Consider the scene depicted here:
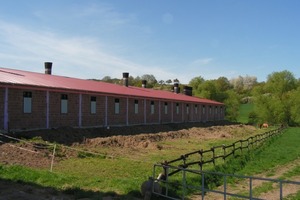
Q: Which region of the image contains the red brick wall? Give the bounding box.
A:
[172,102,183,123]
[7,89,46,130]
[128,98,145,125]
[106,96,127,126]
[145,99,159,124]
[0,88,4,129]
[160,101,172,123]
[81,94,105,127]
[49,92,78,128]
[1,86,224,130]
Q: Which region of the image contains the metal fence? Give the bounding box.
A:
[152,164,300,200]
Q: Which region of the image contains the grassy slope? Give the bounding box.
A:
[239,127,300,175]
[1,127,299,199]
[238,103,254,123]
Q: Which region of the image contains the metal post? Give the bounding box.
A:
[250,177,252,199]
[280,181,283,200]
[224,175,227,200]
[182,168,186,200]
[202,172,205,200]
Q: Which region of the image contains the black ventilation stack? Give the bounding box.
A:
[123,72,129,87]
[142,80,147,88]
[44,62,52,75]
[183,86,193,96]
[174,82,180,94]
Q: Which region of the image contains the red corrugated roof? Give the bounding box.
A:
[0,67,223,105]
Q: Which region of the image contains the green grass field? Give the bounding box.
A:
[238,103,254,123]
[0,126,299,199]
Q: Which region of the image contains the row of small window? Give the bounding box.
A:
[22,92,223,115]
[23,93,96,114]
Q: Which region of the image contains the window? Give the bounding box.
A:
[220,106,223,114]
[91,96,96,114]
[23,91,32,113]
[61,94,68,114]
[164,102,168,114]
[151,101,155,114]
[134,100,139,114]
[115,98,120,114]
[195,105,198,114]
[176,103,179,114]
[215,106,218,114]
[202,105,206,114]
[186,104,189,114]
[209,106,212,114]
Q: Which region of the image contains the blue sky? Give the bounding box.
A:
[0,0,299,83]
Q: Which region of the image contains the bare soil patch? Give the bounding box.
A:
[0,122,256,199]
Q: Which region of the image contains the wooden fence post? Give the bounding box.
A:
[50,144,56,172]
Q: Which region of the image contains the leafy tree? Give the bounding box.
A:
[189,76,204,95]
[290,87,300,125]
[141,74,157,88]
[265,70,297,99]
[253,70,297,125]
[101,76,113,83]
[224,90,240,121]
[158,80,164,85]
[166,79,172,85]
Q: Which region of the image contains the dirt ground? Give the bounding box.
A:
[0,122,263,199]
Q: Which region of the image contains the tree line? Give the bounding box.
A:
[98,70,300,126]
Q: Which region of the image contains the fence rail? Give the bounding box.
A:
[162,126,285,174]
[153,126,288,199]
[153,164,300,200]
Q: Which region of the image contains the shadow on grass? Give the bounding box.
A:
[10,121,238,146]
[0,178,143,200]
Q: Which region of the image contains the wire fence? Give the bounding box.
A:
[0,132,118,172]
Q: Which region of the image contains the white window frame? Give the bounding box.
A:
[164,102,168,114]
[115,98,120,114]
[61,94,68,114]
[23,92,32,113]
[91,96,96,114]
[134,100,139,114]
[151,101,155,114]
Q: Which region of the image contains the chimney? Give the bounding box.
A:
[142,80,147,88]
[174,82,179,94]
[122,72,129,87]
[183,86,193,96]
[44,62,52,75]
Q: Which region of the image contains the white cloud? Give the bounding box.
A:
[191,58,214,65]
[0,20,175,80]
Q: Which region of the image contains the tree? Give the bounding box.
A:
[253,70,297,125]
[166,79,172,85]
[265,70,297,99]
[101,76,113,83]
[141,74,157,88]
[224,90,240,121]
[290,87,300,125]
[189,76,205,96]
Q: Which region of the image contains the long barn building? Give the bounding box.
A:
[0,63,224,131]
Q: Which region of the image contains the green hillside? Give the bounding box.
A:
[238,103,254,123]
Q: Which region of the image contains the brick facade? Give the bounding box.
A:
[0,87,225,131]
